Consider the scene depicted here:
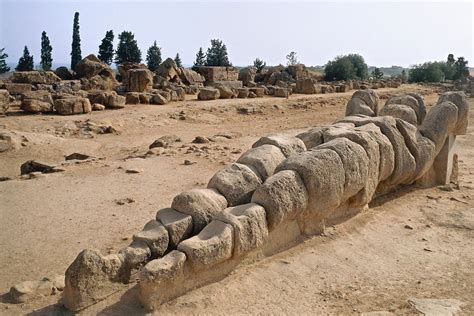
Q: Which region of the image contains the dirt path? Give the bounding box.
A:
[1,85,472,315]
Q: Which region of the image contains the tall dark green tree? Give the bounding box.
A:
[371,67,384,79]
[98,30,114,65]
[0,48,10,73]
[453,57,469,80]
[114,31,142,65]
[145,41,162,71]
[40,31,53,70]
[174,53,182,67]
[193,47,206,70]
[205,39,231,66]
[16,46,34,71]
[70,12,82,70]
[253,58,266,73]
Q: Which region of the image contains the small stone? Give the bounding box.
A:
[126,169,142,174]
[65,153,93,161]
[184,160,195,166]
[192,136,209,144]
[404,224,414,230]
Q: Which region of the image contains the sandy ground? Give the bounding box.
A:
[0,84,472,315]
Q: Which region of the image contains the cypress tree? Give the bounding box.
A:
[70,12,82,70]
[16,46,34,71]
[193,47,205,70]
[98,30,114,65]
[0,48,10,74]
[40,31,53,70]
[114,31,142,65]
[174,53,182,67]
[206,39,231,67]
[145,41,162,71]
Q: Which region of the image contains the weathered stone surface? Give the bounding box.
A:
[54,97,92,115]
[338,116,416,186]
[380,103,417,125]
[252,134,306,157]
[276,148,345,214]
[419,101,458,152]
[171,188,227,234]
[120,240,151,269]
[126,69,153,92]
[155,58,181,81]
[149,135,181,149]
[386,94,424,124]
[237,144,286,180]
[133,220,169,258]
[63,250,128,311]
[296,127,327,149]
[249,87,265,97]
[198,87,220,100]
[20,160,55,175]
[251,170,308,231]
[12,71,45,84]
[437,91,468,135]
[42,71,62,84]
[274,87,290,97]
[179,68,205,85]
[315,138,369,201]
[4,83,32,95]
[195,66,239,82]
[125,92,141,104]
[108,94,126,109]
[345,90,379,117]
[150,93,168,105]
[21,99,53,113]
[236,88,249,98]
[208,163,262,207]
[323,125,380,205]
[10,279,54,303]
[156,208,193,249]
[139,93,152,104]
[22,90,54,104]
[177,220,234,268]
[211,83,236,99]
[295,78,320,94]
[55,66,74,80]
[355,123,394,182]
[74,54,109,79]
[407,92,426,123]
[238,67,257,85]
[395,119,436,182]
[215,203,268,256]
[139,251,186,308]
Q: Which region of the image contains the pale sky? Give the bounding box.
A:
[0,0,473,68]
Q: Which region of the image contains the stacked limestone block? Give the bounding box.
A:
[63,90,468,311]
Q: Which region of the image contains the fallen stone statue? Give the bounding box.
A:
[61,90,468,311]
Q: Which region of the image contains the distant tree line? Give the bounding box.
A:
[408,54,469,83]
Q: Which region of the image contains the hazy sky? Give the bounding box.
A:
[1,0,473,67]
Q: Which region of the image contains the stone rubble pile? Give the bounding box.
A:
[0,59,403,114]
[62,90,468,311]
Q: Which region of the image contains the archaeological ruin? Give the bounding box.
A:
[48,87,468,311]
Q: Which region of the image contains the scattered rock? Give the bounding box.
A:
[20,160,56,175]
[65,153,93,161]
[404,224,414,230]
[408,298,463,315]
[184,160,195,166]
[92,103,106,111]
[115,197,135,205]
[149,135,181,149]
[9,279,54,303]
[192,136,209,144]
[125,169,142,174]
